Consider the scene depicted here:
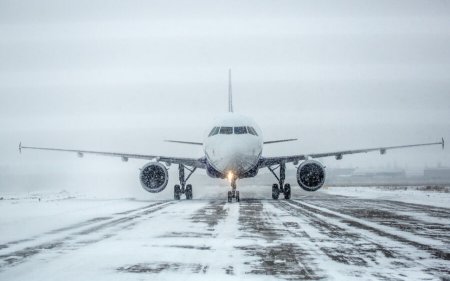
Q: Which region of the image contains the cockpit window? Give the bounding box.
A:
[219,127,233,134]
[234,126,247,134]
[247,126,258,136]
[208,127,220,137]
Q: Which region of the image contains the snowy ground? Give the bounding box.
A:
[0,186,449,281]
[323,186,450,208]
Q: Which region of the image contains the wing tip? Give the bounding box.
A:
[442,137,445,150]
[19,142,22,154]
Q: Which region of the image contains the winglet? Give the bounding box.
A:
[228,69,233,113]
[19,142,22,154]
[442,137,445,150]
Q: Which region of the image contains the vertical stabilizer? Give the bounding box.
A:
[228,69,233,112]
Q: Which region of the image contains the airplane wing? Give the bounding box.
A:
[164,140,203,145]
[19,143,206,169]
[263,138,297,145]
[259,138,445,167]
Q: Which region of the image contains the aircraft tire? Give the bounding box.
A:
[186,184,193,200]
[284,183,291,200]
[174,185,181,200]
[227,191,232,203]
[272,184,280,200]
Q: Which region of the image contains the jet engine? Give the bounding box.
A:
[139,162,169,193]
[296,160,326,191]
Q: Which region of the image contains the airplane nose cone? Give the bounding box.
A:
[213,140,260,174]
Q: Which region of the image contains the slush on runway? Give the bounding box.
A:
[1,189,449,281]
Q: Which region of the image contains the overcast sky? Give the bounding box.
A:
[1,0,449,194]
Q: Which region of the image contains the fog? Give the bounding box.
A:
[1,0,449,196]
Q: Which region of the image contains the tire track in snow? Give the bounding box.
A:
[303,197,450,246]
[117,200,224,275]
[275,199,449,279]
[236,199,324,280]
[290,200,450,261]
[0,201,166,251]
[0,201,174,270]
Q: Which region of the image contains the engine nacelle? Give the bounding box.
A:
[139,162,169,193]
[297,160,326,191]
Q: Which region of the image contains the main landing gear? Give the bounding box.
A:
[174,164,196,200]
[268,162,291,200]
[227,177,240,203]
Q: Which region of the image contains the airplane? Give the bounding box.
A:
[19,70,445,202]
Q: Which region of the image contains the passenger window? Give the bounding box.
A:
[208,127,219,137]
[219,127,233,134]
[247,127,258,136]
[234,126,247,134]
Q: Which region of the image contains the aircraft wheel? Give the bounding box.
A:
[174,185,181,200]
[236,191,240,202]
[272,184,280,200]
[284,183,291,200]
[185,184,193,200]
[227,191,232,203]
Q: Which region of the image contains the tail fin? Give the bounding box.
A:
[228,69,233,112]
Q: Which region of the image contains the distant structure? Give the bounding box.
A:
[424,167,450,181]
[326,166,450,186]
[352,169,406,180]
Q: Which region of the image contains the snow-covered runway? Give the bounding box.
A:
[0,191,449,281]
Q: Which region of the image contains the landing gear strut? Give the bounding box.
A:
[174,164,196,200]
[227,176,240,203]
[268,162,291,200]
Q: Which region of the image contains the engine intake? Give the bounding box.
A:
[297,160,326,191]
[139,162,169,193]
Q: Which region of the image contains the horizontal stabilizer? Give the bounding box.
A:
[165,140,203,146]
[264,138,298,145]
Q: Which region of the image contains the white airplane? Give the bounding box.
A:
[19,70,444,202]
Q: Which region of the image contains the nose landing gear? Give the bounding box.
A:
[227,177,240,203]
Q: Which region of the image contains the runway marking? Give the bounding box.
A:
[117,262,208,274]
[193,200,243,275]
[0,201,174,270]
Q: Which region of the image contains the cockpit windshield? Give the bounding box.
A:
[208,126,258,136]
[208,127,220,137]
[234,126,247,134]
[219,127,233,134]
[247,126,258,136]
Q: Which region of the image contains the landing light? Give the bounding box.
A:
[227,171,234,182]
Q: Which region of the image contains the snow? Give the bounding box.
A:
[0,190,150,244]
[0,187,449,280]
[321,186,450,208]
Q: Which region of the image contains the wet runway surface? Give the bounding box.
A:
[0,193,449,281]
